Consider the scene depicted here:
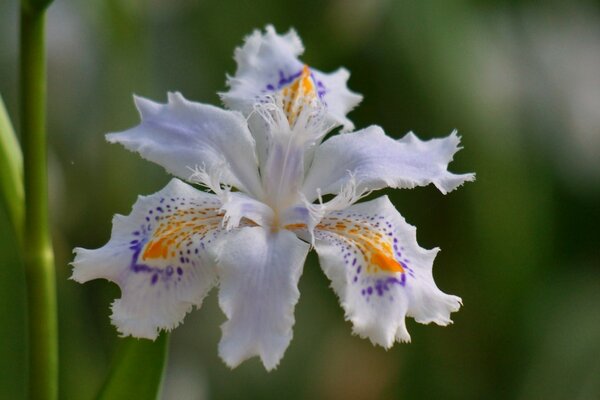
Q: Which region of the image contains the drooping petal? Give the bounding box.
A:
[215,226,310,370]
[106,92,263,198]
[309,196,461,347]
[220,25,362,132]
[302,127,475,202]
[72,179,224,339]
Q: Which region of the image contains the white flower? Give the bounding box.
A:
[72,25,475,370]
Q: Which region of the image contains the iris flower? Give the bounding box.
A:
[72,26,474,370]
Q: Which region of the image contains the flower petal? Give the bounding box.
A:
[312,67,362,132]
[312,196,461,347]
[220,25,362,132]
[219,191,274,230]
[215,226,310,370]
[106,92,263,198]
[302,127,475,201]
[71,179,224,339]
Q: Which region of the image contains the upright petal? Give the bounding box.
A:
[106,93,263,198]
[302,127,475,202]
[215,226,310,370]
[72,179,224,339]
[220,25,362,132]
[312,67,362,132]
[311,196,461,347]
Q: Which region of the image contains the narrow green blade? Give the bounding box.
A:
[0,94,24,243]
[98,333,169,400]
[0,197,27,399]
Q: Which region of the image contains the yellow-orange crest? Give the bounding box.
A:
[142,209,221,261]
[286,219,405,275]
[279,65,317,126]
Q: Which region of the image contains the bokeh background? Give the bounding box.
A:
[1,0,599,399]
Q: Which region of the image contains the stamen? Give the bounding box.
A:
[188,163,228,196]
[321,173,372,212]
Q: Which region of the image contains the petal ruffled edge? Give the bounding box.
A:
[72,179,224,339]
[220,25,362,132]
[107,93,263,198]
[302,126,475,202]
[313,196,462,347]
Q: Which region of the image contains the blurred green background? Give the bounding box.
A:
[1,0,599,399]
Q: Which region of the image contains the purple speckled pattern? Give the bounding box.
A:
[126,195,223,288]
[315,209,415,304]
[263,67,328,100]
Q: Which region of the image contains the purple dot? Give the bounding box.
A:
[151,274,158,285]
[177,267,183,275]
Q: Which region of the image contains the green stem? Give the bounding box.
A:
[20,6,58,400]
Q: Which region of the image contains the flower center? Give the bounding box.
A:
[256,66,328,222]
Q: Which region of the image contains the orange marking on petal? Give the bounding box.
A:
[370,250,404,273]
[284,223,307,230]
[280,65,317,126]
[141,209,223,261]
[320,219,404,274]
[143,237,169,260]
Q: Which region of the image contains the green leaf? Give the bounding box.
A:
[0,198,27,399]
[98,333,170,400]
[0,94,24,244]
